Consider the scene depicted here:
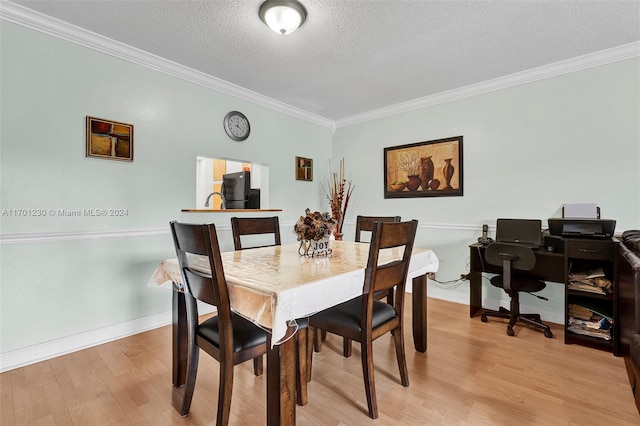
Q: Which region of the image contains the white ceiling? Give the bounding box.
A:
[5,0,640,126]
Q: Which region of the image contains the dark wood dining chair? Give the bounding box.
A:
[229,216,312,406]
[316,215,402,357]
[309,219,418,419]
[169,221,267,425]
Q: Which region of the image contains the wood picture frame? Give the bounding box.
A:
[296,156,313,181]
[86,116,134,162]
[384,135,463,198]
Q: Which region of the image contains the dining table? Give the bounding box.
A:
[149,240,439,425]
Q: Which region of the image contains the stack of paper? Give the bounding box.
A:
[568,267,612,294]
[567,303,612,340]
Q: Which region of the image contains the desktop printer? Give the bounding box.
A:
[547,218,616,239]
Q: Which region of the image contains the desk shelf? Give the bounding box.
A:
[567,289,614,301]
[564,238,619,356]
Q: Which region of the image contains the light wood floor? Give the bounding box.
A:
[2,297,638,425]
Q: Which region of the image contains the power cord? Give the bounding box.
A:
[429,276,467,289]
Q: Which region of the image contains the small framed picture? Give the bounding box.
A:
[296,157,313,181]
[86,116,134,162]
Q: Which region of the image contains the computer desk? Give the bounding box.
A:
[468,234,620,355]
[468,240,565,318]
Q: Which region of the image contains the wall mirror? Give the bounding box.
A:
[196,156,269,209]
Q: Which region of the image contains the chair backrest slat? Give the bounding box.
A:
[355,215,401,242]
[231,216,281,250]
[364,220,418,295]
[170,221,229,309]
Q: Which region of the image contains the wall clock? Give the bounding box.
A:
[223,111,250,141]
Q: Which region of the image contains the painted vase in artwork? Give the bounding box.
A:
[406,175,422,191]
[419,156,434,190]
[443,158,455,190]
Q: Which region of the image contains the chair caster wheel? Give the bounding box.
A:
[481,314,487,323]
[544,330,553,338]
[506,327,515,336]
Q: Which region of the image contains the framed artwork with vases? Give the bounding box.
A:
[384,136,463,198]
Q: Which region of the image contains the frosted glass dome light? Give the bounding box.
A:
[259,0,307,35]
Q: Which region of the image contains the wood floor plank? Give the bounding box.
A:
[1,297,638,425]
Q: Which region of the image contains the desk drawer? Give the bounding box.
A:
[566,240,615,260]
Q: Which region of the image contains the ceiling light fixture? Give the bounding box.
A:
[259,0,307,35]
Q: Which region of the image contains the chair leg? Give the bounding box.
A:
[174,345,199,416]
[313,328,324,352]
[360,340,378,419]
[392,325,409,387]
[296,328,308,406]
[253,355,263,376]
[217,358,234,426]
[343,338,352,358]
[518,314,554,337]
[506,293,520,335]
[306,327,314,383]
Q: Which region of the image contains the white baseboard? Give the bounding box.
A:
[0,303,215,373]
[0,311,170,372]
[0,292,561,372]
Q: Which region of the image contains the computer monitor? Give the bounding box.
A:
[495,218,542,248]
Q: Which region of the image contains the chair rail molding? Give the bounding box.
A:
[0,227,172,244]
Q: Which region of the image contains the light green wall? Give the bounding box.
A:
[2,19,639,361]
[333,57,640,315]
[0,22,331,355]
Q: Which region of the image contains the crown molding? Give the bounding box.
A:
[334,41,640,128]
[2,2,637,132]
[0,2,334,129]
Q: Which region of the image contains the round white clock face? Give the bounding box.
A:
[223,111,250,141]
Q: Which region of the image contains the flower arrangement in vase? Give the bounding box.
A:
[293,209,335,256]
[322,158,354,240]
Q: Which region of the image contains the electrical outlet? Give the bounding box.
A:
[460,273,469,281]
[427,272,435,280]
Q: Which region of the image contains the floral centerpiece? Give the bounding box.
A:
[322,158,354,240]
[293,209,335,256]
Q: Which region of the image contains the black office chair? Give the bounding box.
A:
[481,242,553,338]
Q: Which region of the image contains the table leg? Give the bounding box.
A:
[266,335,296,426]
[172,288,188,387]
[469,270,482,318]
[412,274,427,353]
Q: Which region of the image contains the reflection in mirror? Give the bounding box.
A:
[196,156,269,209]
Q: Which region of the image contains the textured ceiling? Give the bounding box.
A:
[7,0,640,122]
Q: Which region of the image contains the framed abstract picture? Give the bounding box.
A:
[86,116,134,162]
[296,156,313,181]
[384,135,463,198]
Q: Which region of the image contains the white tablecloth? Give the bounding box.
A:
[149,242,439,345]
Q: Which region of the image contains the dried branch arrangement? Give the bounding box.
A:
[323,158,355,235]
